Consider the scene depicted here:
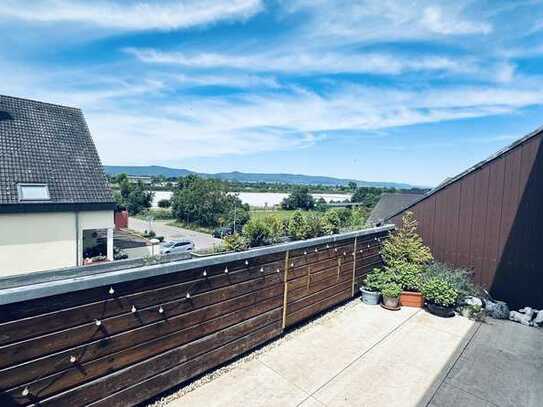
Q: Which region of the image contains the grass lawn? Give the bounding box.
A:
[249,209,309,221]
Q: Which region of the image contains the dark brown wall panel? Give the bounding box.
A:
[389,131,543,308]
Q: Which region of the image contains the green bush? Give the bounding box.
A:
[393,263,424,292]
[242,218,272,247]
[223,233,248,252]
[322,210,341,235]
[304,213,324,239]
[421,276,459,307]
[362,268,394,292]
[144,208,174,220]
[424,262,480,300]
[381,283,402,298]
[157,199,171,208]
[287,210,307,240]
[381,211,433,268]
[263,215,285,243]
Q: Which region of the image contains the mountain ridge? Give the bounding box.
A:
[104,165,416,189]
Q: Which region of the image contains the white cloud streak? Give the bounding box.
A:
[0,0,263,30]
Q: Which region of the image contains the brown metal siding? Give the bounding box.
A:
[389,132,543,308]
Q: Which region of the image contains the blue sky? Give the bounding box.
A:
[2,1,543,186]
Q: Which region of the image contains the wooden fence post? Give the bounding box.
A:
[282,250,290,330]
[351,237,358,297]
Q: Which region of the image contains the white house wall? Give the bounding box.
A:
[0,210,113,277]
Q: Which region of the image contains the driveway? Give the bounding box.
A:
[151,301,542,407]
[128,217,222,251]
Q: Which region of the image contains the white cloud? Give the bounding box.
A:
[421,6,491,35]
[125,47,478,76]
[0,0,262,30]
[285,0,492,42]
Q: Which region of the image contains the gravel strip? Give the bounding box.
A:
[145,297,362,407]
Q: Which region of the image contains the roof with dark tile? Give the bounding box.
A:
[366,193,424,226]
[0,95,114,210]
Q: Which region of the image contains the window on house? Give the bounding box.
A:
[17,184,50,201]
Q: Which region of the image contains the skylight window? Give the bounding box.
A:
[17,184,50,201]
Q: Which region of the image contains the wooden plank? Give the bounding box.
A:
[6,306,283,404]
[285,288,352,327]
[0,252,286,323]
[0,284,284,385]
[287,279,353,315]
[0,270,283,369]
[0,261,284,346]
[27,315,282,407]
[85,321,282,407]
[282,250,289,330]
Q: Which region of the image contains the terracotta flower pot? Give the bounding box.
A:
[399,291,425,308]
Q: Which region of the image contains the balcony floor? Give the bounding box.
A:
[152,300,542,407]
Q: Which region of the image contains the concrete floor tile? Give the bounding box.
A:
[257,303,418,394]
[446,334,543,407]
[410,310,477,338]
[312,357,439,407]
[170,358,311,407]
[428,383,495,407]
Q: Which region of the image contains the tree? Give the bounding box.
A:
[381,211,433,268]
[113,174,153,215]
[170,176,248,228]
[281,186,315,210]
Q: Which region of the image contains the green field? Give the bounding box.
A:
[249,209,311,221]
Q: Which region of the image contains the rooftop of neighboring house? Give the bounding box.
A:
[366,192,425,226]
[0,94,115,213]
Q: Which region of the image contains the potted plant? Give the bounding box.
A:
[394,263,425,308]
[360,268,389,305]
[381,283,402,310]
[421,276,458,318]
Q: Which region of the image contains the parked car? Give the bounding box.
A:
[160,239,194,254]
[212,226,233,238]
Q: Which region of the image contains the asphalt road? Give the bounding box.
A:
[128,217,222,251]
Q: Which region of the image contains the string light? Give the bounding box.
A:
[260,267,264,272]
[304,251,307,255]
[186,292,191,299]
[70,355,77,363]
[158,306,164,314]
[203,270,207,277]
[131,305,137,313]
[108,287,115,295]
[314,248,318,253]
[224,267,229,274]
[95,320,101,327]
[245,260,249,266]
[22,388,29,397]
[276,268,280,273]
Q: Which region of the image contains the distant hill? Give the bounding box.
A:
[104,165,415,189]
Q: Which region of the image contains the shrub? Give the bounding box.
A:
[322,210,341,235]
[350,207,367,228]
[287,210,307,240]
[242,218,272,247]
[157,199,171,208]
[424,262,480,300]
[223,233,248,252]
[145,208,173,220]
[263,215,285,243]
[304,213,324,239]
[421,276,459,307]
[381,283,402,298]
[362,268,394,292]
[393,263,424,292]
[381,211,433,268]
